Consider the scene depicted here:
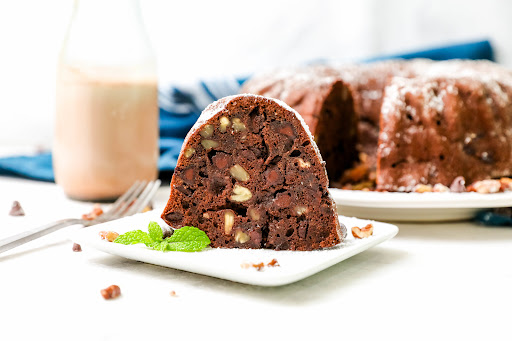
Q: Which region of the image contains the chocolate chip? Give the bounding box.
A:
[209,176,227,195]
[298,221,308,239]
[9,201,25,216]
[240,149,257,161]
[72,243,82,252]
[274,192,292,208]
[278,124,295,138]
[175,185,192,196]
[165,211,183,222]
[450,176,466,192]
[212,153,231,169]
[265,167,283,186]
[181,167,196,185]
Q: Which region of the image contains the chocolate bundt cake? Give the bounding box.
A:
[378,72,512,191]
[161,94,345,251]
[242,59,512,191]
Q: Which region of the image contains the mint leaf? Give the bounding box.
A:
[151,241,169,252]
[168,226,210,245]
[166,241,209,252]
[114,230,152,246]
[114,225,210,252]
[148,221,163,242]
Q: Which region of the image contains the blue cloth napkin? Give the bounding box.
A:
[0,39,495,183]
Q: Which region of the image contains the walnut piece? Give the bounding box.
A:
[433,183,450,192]
[201,139,219,150]
[232,118,246,132]
[241,259,280,270]
[82,204,103,220]
[219,116,230,133]
[499,177,512,191]
[230,185,252,202]
[199,124,214,138]
[224,210,235,234]
[351,224,374,239]
[469,179,501,194]
[248,208,260,221]
[297,158,311,168]
[184,147,195,158]
[230,164,250,182]
[413,184,432,193]
[99,231,119,242]
[295,205,308,215]
[267,259,279,267]
[235,230,250,243]
[101,285,121,300]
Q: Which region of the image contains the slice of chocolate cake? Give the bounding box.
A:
[161,94,345,251]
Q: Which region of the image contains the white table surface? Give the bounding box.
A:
[1,176,511,341]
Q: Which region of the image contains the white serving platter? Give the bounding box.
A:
[330,188,512,222]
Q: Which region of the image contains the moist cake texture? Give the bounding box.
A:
[161,94,345,250]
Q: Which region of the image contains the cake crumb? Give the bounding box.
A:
[72,243,82,252]
[241,259,280,271]
[169,290,178,297]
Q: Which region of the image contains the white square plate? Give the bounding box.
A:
[71,210,398,287]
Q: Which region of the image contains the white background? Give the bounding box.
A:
[1,0,512,149]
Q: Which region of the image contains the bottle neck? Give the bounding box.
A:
[61,0,156,73]
[72,0,144,31]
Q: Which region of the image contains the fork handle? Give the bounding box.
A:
[0,218,81,255]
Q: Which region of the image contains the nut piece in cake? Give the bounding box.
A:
[230,185,252,202]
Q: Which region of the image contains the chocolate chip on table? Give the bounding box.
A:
[9,201,25,216]
[72,243,82,252]
[100,285,121,300]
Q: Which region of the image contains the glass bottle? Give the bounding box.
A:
[54,0,158,201]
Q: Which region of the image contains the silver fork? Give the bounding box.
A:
[0,180,161,255]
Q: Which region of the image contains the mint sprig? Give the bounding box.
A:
[114,222,210,252]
